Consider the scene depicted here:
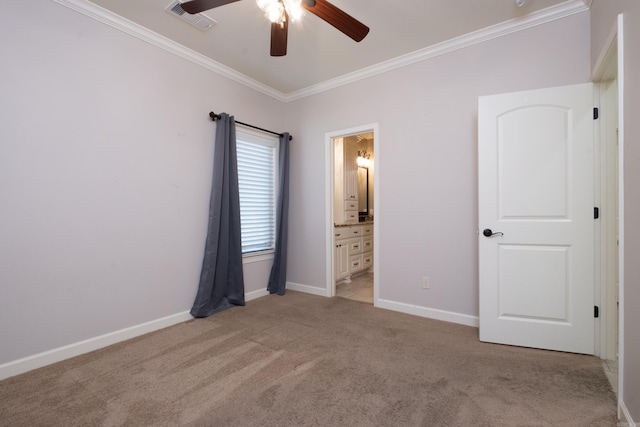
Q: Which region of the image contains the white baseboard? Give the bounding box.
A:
[620,400,637,427]
[245,288,270,301]
[0,311,193,381]
[376,298,479,328]
[286,281,327,297]
[1,289,286,381]
[285,281,478,327]
[0,293,478,381]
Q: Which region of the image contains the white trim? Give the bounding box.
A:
[286,281,327,297]
[377,299,479,328]
[372,125,380,305]
[325,124,379,302]
[325,133,335,298]
[0,289,283,380]
[243,252,275,264]
[285,282,480,330]
[592,81,602,358]
[616,12,626,418]
[620,400,636,427]
[52,0,287,102]
[285,0,589,101]
[0,311,193,380]
[592,24,620,362]
[53,0,588,103]
[595,79,619,361]
[246,288,270,301]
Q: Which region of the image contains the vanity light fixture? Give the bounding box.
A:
[357,150,371,167]
[357,150,371,160]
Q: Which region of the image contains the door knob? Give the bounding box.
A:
[483,228,503,237]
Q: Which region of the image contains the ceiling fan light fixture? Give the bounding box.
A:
[283,0,303,21]
[257,0,282,23]
[257,0,303,24]
[255,0,271,11]
[179,0,368,57]
[267,2,284,23]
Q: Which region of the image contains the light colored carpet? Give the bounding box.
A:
[0,291,617,426]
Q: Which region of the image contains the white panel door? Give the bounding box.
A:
[478,83,595,354]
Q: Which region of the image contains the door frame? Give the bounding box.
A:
[325,123,380,303]
[591,13,624,411]
[593,66,618,362]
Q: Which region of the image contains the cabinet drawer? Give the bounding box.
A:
[346,226,362,237]
[362,237,373,252]
[362,225,373,236]
[363,254,373,269]
[348,238,363,254]
[344,211,358,223]
[349,255,363,272]
[345,200,358,211]
[335,225,362,240]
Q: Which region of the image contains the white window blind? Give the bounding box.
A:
[236,129,278,255]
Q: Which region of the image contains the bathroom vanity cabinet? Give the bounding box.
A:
[334,223,373,283]
[334,138,359,224]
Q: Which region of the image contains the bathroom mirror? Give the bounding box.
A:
[358,166,368,218]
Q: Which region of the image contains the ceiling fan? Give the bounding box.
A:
[180,0,370,57]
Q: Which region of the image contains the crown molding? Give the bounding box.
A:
[54,0,589,103]
[53,0,289,102]
[284,0,590,101]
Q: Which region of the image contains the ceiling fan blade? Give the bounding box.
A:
[270,15,289,57]
[302,0,369,42]
[181,0,241,14]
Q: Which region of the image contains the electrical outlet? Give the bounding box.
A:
[422,276,430,290]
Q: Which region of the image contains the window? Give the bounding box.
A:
[236,128,278,256]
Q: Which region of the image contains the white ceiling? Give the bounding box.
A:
[83,0,586,96]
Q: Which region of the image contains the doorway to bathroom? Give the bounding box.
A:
[325,123,379,305]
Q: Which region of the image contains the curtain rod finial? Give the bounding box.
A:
[209,112,220,121]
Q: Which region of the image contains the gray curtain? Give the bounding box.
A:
[267,133,290,295]
[191,113,245,317]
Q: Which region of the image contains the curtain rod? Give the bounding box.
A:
[209,112,292,141]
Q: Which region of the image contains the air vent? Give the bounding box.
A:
[165,1,216,31]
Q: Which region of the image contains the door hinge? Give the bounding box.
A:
[594,306,599,318]
[593,107,599,120]
[594,207,599,219]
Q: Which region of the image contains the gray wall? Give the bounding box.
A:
[3,3,634,421]
[284,11,591,318]
[590,1,640,421]
[0,0,285,365]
